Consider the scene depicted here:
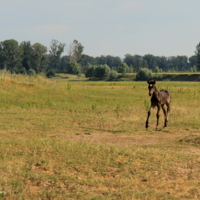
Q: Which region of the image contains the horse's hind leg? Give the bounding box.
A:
[166,102,170,113]
[162,105,167,127]
[165,102,170,127]
[156,105,161,129]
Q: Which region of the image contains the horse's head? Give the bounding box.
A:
[147,80,156,96]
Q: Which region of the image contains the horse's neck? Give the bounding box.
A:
[152,88,159,98]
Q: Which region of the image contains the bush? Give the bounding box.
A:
[108,70,118,80]
[46,69,56,78]
[8,67,18,74]
[154,66,162,73]
[85,64,111,80]
[136,68,153,81]
[117,62,129,73]
[18,67,27,75]
[94,65,110,79]
[190,65,197,72]
[27,69,36,77]
[67,60,81,75]
[85,65,96,79]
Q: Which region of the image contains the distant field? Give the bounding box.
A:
[0,73,199,199]
[125,72,200,82]
[54,72,200,82]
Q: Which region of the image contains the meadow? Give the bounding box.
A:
[0,72,199,200]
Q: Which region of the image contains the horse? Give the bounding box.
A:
[146,80,171,129]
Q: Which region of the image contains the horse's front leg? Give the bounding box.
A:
[146,106,152,129]
[156,105,161,129]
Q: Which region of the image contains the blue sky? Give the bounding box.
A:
[0,0,200,58]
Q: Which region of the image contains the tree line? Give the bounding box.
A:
[0,39,200,79]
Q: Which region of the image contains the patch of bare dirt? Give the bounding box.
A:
[62,130,200,156]
[179,135,200,145]
[63,131,173,146]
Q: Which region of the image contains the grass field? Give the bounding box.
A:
[0,72,199,199]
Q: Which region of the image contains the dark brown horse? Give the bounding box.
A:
[146,80,171,129]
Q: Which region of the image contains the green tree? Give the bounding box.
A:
[195,42,200,71]
[82,55,97,66]
[190,65,197,72]
[154,66,159,73]
[0,44,6,69]
[117,62,129,73]
[0,39,23,73]
[18,67,27,75]
[135,58,148,72]
[124,54,140,66]
[27,69,36,77]
[67,60,81,75]
[129,64,134,73]
[85,65,97,79]
[176,56,188,71]
[32,43,49,73]
[136,68,153,81]
[49,39,65,70]
[94,65,111,79]
[20,41,33,72]
[46,69,56,78]
[167,56,188,71]
[154,66,162,73]
[143,54,158,70]
[94,55,122,69]
[108,70,118,80]
[168,67,176,72]
[60,55,70,72]
[68,40,84,63]
[112,66,117,71]
[189,55,197,69]
[84,63,92,73]
[157,56,168,72]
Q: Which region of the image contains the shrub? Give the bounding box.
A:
[46,69,56,78]
[27,69,36,77]
[94,65,110,79]
[108,70,118,80]
[154,66,162,73]
[18,67,27,75]
[85,65,96,79]
[67,60,81,75]
[85,64,111,80]
[136,68,153,81]
[117,62,129,73]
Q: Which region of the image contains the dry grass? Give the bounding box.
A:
[0,73,199,199]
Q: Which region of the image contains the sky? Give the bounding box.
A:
[0,0,200,59]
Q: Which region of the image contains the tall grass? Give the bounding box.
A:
[0,73,199,199]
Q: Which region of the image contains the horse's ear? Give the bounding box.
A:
[154,80,156,84]
[147,80,150,84]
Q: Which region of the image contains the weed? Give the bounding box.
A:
[67,84,71,91]
[91,104,97,111]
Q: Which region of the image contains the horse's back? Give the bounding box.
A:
[159,90,171,104]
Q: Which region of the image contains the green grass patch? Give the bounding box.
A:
[0,73,199,199]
